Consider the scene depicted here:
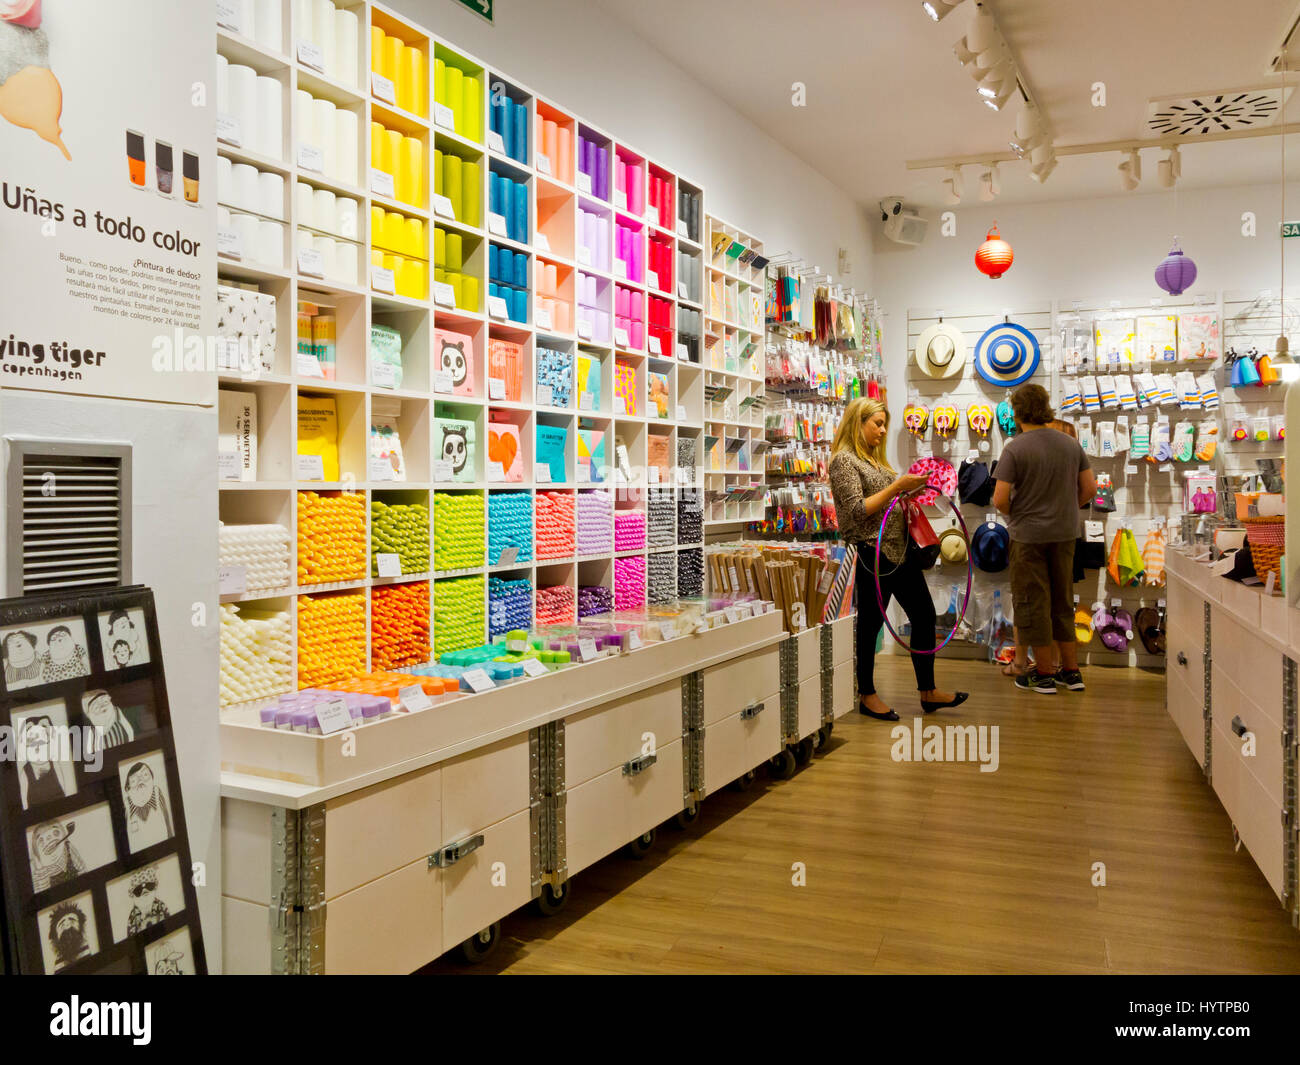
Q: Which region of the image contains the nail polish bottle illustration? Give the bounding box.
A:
[183,150,199,204]
[127,129,146,188]
[155,140,174,196]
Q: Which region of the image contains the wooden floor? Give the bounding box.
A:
[424,657,1300,974]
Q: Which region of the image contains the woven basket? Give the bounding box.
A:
[1245,520,1285,546]
[1249,541,1283,584]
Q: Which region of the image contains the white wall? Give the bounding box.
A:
[396,0,874,290]
[0,393,220,970]
[874,180,1300,428]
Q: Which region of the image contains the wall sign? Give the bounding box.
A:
[0,2,216,405]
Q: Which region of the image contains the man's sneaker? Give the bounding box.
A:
[1014,669,1057,694]
[1054,669,1085,691]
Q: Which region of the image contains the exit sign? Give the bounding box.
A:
[1282,221,1300,238]
[452,0,493,23]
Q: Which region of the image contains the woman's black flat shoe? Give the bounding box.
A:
[859,704,900,721]
[921,692,969,714]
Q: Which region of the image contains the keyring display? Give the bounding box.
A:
[872,494,973,655]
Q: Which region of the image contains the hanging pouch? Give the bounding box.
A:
[1253,414,1271,442]
[1148,419,1172,463]
[1098,375,1118,409]
[1059,378,1083,414]
[1197,371,1219,410]
[1117,375,1138,410]
[1115,417,1131,453]
[1130,421,1150,460]
[1098,422,1117,458]
[1080,375,1101,413]
[1194,420,1218,461]
[1076,418,1095,456]
[1172,421,1195,462]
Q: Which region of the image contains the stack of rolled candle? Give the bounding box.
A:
[433,225,480,311]
[293,89,360,186]
[536,584,576,625]
[647,552,676,605]
[678,548,704,597]
[677,307,701,363]
[489,171,528,244]
[614,510,645,552]
[647,171,674,230]
[294,0,360,86]
[433,492,485,571]
[678,185,700,242]
[534,490,575,559]
[577,205,610,271]
[488,576,532,639]
[536,345,574,406]
[677,247,701,303]
[368,25,427,116]
[647,490,675,548]
[488,491,533,564]
[578,584,613,619]
[677,489,703,544]
[614,152,644,214]
[297,492,367,584]
[368,122,425,207]
[296,224,358,286]
[433,57,482,143]
[614,556,646,611]
[614,219,643,284]
[217,58,284,160]
[577,130,610,199]
[614,286,645,350]
[433,575,485,656]
[534,112,573,183]
[370,205,426,258]
[370,581,430,670]
[219,603,292,707]
[297,592,367,688]
[488,244,529,324]
[647,295,673,357]
[489,86,529,164]
[432,148,481,225]
[534,270,573,337]
[219,522,291,593]
[576,273,611,345]
[576,489,612,555]
[370,500,429,576]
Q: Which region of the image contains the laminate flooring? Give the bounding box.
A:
[420,657,1300,974]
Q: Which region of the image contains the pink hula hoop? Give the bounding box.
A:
[871,494,973,655]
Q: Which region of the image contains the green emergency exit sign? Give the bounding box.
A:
[452,0,493,24]
[1282,221,1300,238]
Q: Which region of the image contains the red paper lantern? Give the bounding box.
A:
[975,224,1014,279]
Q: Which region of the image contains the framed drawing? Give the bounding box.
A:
[0,586,206,975]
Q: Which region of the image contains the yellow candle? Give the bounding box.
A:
[369,27,385,75]
[398,136,423,207]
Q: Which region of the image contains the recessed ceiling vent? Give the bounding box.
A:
[1147,87,1293,136]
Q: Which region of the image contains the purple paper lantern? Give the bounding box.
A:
[1155,239,1197,296]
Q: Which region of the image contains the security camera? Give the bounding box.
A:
[879,197,904,222]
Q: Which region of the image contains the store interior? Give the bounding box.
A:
[3,0,1300,976]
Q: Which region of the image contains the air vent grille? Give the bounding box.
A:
[1147,87,1293,136]
[8,444,131,596]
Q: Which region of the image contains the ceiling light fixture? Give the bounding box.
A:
[1157,157,1175,188]
[965,4,997,53]
[984,82,1017,111]
[1029,144,1056,183]
[942,166,964,204]
[1118,149,1141,190]
[1009,105,1047,156]
[922,0,965,21]
[1168,144,1182,178]
[979,163,1000,201]
[977,64,1012,97]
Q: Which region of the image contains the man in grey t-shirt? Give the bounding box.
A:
[992,384,1097,695]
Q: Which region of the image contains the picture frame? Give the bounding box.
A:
[0,586,207,975]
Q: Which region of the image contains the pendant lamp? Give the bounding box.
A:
[975,224,1013,278]
[1154,238,1197,295]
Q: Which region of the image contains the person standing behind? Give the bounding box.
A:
[828,397,968,720]
[991,384,1096,695]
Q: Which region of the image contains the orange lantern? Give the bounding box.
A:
[976,224,1014,279]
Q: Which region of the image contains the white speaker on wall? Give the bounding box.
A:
[880,198,928,246]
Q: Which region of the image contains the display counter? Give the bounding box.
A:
[1165,549,1297,919]
[220,611,857,972]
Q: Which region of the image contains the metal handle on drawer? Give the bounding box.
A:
[623,752,658,776]
[1176,652,1187,666]
[431,834,484,867]
[1231,716,1249,739]
[740,701,765,719]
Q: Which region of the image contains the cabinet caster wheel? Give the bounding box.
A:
[768,749,797,780]
[794,736,815,765]
[534,881,570,916]
[459,921,502,963]
[673,804,700,829]
[624,828,656,859]
[729,769,757,792]
[814,726,829,750]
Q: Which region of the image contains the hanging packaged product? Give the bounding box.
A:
[1130,420,1150,460]
[1095,319,1136,370]
[1154,373,1176,405]
[1059,377,1083,414]
[1059,319,1094,374]
[1080,375,1101,412]
[1142,522,1167,586]
[1098,375,1118,409]
[1172,421,1195,462]
[1091,474,1116,511]
[1147,418,1172,463]
[1098,421,1117,458]
[1114,416,1131,453]
[967,403,993,437]
[932,405,958,438]
[1231,418,1249,442]
[1273,415,1286,441]
[997,399,1018,436]
[1194,419,1218,461]
[1136,315,1177,364]
[370,323,405,389]
[1253,414,1272,443]
[1178,312,1220,362]
[904,403,929,436]
[1076,417,1095,456]
[1197,371,1219,410]
[1184,469,1217,512]
[1117,375,1138,410]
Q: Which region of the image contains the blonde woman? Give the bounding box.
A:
[828,398,968,721]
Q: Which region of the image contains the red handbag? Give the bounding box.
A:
[905,499,939,548]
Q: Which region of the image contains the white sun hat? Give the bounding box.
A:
[914,322,967,379]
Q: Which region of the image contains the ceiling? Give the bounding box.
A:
[600,0,1300,211]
